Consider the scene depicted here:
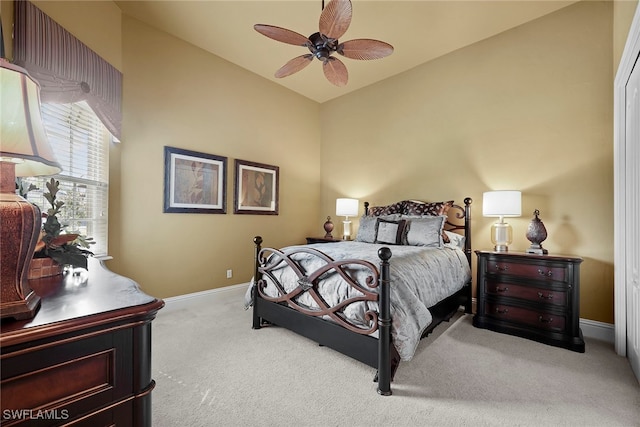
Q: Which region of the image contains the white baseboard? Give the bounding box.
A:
[580,318,615,344]
[161,282,250,314]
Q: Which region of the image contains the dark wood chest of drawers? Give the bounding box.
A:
[1,259,164,426]
[473,250,584,352]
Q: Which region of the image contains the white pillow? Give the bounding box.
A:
[443,230,466,250]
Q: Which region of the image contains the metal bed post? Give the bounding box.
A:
[463,198,473,266]
[252,236,263,329]
[377,246,392,396]
[463,198,473,314]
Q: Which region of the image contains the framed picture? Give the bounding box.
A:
[234,159,279,215]
[163,146,227,214]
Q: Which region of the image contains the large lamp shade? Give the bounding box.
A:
[336,198,359,217]
[482,191,522,218]
[1,60,61,176]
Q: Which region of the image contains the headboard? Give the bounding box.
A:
[363,198,473,266]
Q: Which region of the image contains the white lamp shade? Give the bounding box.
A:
[483,191,522,217]
[1,59,61,177]
[336,198,359,217]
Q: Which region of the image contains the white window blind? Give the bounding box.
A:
[23,101,110,256]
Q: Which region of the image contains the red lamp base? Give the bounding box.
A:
[0,163,42,320]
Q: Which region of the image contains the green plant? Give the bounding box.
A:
[16,177,38,199]
[33,178,94,270]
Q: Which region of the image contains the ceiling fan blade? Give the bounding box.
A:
[275,54,314,78]
[322,57,348,87]
[338,39,394,60]
[319,0,352,40]
[254,24,310,46]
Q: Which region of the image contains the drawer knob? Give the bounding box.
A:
[538,315,554,324]
[496,286,509,293]
[537,291,554,300]
[495,264,508,272]
[495,307,509,314]
[538,269,553,277]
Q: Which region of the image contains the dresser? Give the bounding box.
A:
[1,258,164,426]
[473,250,584,352]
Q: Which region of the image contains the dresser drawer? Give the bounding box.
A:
[1,329,133,426]
[485,280,568,307]
[487,259,567,282]
[484,302,567,333]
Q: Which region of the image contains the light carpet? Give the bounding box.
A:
[151,286,639,426]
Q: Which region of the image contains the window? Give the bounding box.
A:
[23,101,110,256]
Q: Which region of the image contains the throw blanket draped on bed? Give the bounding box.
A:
[245,241,471,361]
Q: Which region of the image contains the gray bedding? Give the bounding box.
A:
[245,241,471,361]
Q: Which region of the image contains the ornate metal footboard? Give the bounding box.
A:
[250,197,472,396]
[252,236,396,395]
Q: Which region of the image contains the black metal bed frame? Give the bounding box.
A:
[251,198,472,395]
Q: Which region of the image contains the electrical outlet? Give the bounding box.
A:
[226,269,232,279]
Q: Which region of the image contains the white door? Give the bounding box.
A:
[624,58,640,381]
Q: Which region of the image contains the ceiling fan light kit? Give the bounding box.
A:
[254,0,393,87]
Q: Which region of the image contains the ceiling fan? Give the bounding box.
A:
[254,0,393,87]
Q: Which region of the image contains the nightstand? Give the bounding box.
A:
[305,237,343,244]
[473,250,585,352]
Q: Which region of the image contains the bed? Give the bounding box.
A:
[246,198,472,395]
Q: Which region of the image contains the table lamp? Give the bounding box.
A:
[482,190,521,252]
[336,198,359,240]
[1,58,62,320]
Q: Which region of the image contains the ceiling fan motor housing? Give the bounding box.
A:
[308,32,338,61]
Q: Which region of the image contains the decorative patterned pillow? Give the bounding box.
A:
[367,202,404,217]
[403,200,454,217]
[403,216,446,248]
[374,219,407,245]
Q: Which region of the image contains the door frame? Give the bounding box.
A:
[614,4,640,357]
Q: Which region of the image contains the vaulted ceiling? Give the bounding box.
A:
[116,0,578,103]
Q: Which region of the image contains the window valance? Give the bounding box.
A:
[13,0,122,139]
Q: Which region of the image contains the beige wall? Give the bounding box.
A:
[320,1,614,323]
[614,0,639,73]
[0,1,14,59]
[114,16,321,298]
[6,1,639,323]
